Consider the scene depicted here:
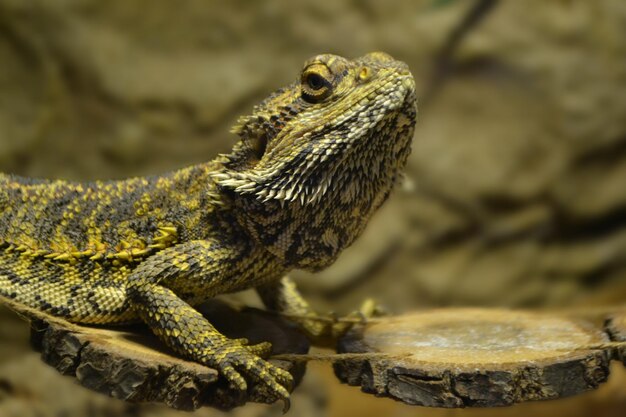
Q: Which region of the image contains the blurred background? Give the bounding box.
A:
[1,0,625,416]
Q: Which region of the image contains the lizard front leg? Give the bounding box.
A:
[257,277,376,347]
[126,240,293,407]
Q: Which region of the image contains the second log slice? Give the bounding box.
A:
[335,308,612,408]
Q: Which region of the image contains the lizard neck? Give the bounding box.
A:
[228,131,410,271]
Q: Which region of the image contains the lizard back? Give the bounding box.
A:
[0,163,221,322]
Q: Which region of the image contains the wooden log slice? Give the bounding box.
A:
[1,297,309,411]
[335,308,611,408]
[605,312,626,366]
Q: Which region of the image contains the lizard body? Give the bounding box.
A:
[0,52,416,408]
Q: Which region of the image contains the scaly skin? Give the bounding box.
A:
[0,52,416,409]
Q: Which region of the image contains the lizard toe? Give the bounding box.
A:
[231,353,293,409]
[220,364,248,392]
[245,341,273,357]
[214,341,293,407]
[266,363,294,389]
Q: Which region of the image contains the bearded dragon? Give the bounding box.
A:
[0,52,416,409]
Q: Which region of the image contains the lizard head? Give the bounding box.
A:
[214,52,416,270]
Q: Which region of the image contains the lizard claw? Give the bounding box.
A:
[281,397,291,414]
[210,339,294,408]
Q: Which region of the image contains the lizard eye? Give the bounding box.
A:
[306,73,326,90]
[301,65,333,103]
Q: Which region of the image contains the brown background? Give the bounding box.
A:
[1,0,625,416]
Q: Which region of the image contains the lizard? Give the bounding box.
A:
[0,52,416,410]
